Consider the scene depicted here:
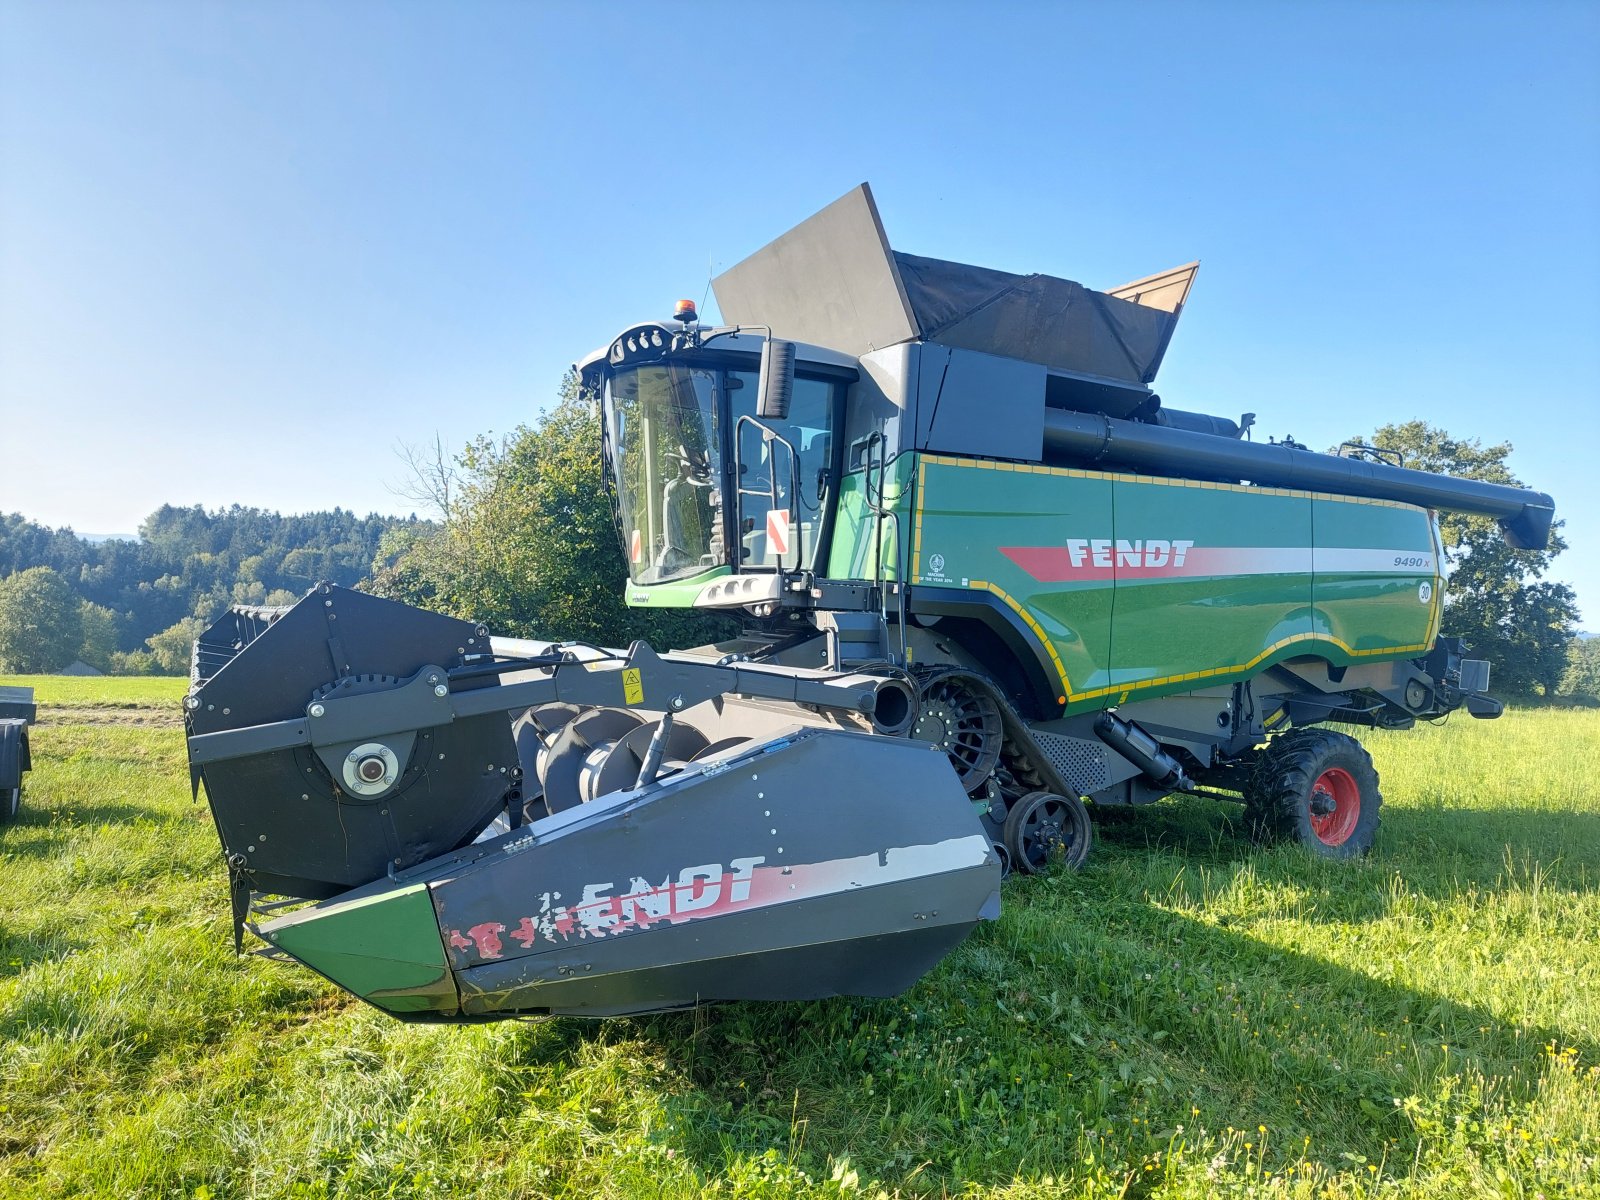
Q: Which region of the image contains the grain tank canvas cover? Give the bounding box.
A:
[712,183,1195,385]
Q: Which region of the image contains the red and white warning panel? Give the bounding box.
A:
[766,509,791,557]
[630,529,643,564]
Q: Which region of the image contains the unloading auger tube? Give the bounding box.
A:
[185,585,994,1019]
[1041,409,1555,550]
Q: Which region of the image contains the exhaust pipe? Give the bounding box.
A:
[1093,712,1195,791]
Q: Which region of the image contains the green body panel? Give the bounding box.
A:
[910,458,1115,695]
[1106,477,1313,696]
[826,459,915,582]
[1312,497,1443,656]
[624,567,730,608]
[908,455,1440,713]
[262,882,458,1015]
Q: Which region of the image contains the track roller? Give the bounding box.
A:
[1003,791,1092,874]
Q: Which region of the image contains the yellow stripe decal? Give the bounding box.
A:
[973,580,1073,702]
[912,458,926,584]
[964,575,1430,707]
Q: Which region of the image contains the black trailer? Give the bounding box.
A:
[0,685,36,821]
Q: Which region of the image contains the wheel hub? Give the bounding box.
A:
[912,702,958,747]
[1032,817,1066,856]
[1308,766,1361,846]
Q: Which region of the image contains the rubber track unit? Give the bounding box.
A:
[1244,727,1382,858]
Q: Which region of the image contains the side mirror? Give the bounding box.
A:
[756,339,795,421]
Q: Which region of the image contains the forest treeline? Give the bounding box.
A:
[0,506,422,673]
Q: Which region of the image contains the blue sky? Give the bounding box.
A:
[1,1,1596,623]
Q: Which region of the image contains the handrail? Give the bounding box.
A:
[859,434,908,664]
[733,414,803,573]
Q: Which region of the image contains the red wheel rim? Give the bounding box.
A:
[1308,767,1360,846]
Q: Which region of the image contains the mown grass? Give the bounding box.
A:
[1,681,1597,1198]
[0,675,189,730]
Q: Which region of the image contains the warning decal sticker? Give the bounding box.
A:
[766,509,791,557]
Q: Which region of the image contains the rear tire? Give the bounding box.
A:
[1245,728,1380,858]
[2,786,19,822]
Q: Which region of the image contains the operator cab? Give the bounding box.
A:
[581,319,858,603]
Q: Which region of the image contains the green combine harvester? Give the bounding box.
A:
[185,185,1554,1020]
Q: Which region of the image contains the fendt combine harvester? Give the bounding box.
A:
[186,185,1554,1021]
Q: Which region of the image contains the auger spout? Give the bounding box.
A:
[1041,408,1555,549]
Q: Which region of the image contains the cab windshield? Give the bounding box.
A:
[605,358,838,585]
[607,364,723,584]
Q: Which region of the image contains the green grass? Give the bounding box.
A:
[0,674,187,721]
[2,682,1598,1198]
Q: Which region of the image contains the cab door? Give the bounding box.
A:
[729,373,841,573]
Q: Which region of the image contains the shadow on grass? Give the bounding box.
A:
[0,928,87,977]
[476,797,1599,1193]
[602,907,1591,1193]
[0,801,194,860]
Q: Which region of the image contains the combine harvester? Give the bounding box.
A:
[185,185,1554,1020]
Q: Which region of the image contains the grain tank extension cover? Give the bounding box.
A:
[712,183,1195,387]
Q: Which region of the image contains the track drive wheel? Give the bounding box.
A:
[1244,728,1381,858]
[913,674,1002,794]
[1003,791,1092,875]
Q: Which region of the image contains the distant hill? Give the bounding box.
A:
[0,506,429,672]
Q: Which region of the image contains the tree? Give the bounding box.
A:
[1349,422,1578,695]
[0,506,419,658]
[0,567,84,672]
[145,616,208,675]
[109,649,159,675]
[77,600,121,672]
[1561,636,1600,701]
[374,376,726,650]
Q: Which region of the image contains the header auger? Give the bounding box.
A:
[187,184,1553,1019]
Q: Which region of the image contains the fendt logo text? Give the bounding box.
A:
[1064,538,1196,568]
[1001,539,1437,584]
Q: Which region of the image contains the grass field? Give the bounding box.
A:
[2,675,1598,1198]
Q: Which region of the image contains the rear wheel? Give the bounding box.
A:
[2,786,19,822]
[1245,728,1381,858]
